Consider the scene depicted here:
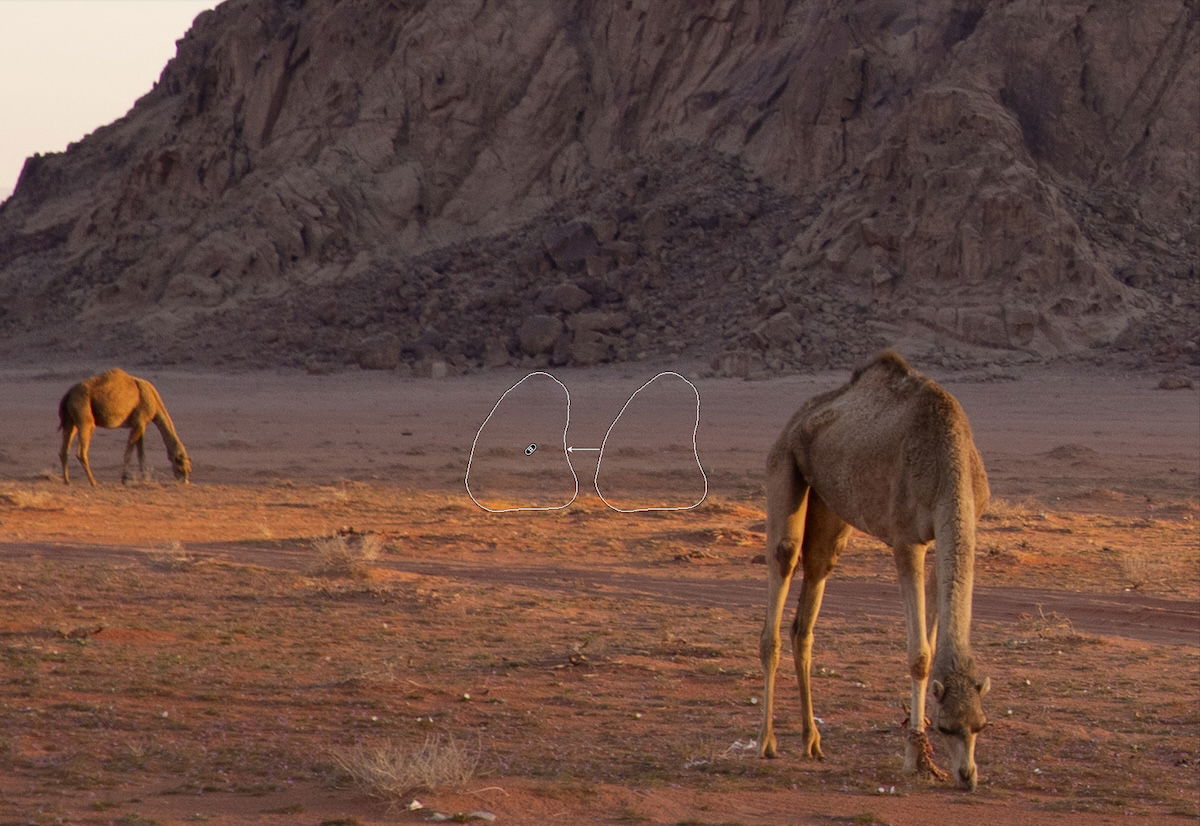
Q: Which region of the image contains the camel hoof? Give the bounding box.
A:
[758,735,778,759]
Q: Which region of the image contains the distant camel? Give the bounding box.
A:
[58,368,192,486]
[758,350,990,790]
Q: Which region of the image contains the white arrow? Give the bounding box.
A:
[567,446,601,453]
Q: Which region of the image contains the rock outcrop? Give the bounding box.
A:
[0,0,1195,371]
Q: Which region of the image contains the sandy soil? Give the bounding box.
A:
[0,360,1196,825]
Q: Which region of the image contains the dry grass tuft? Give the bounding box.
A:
[980,496,1037,521]
[0,486,57,509]
[332,735,478,802]
[310,533,383,578]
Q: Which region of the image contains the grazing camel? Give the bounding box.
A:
[758,350,990,790]
[58,368,192,486]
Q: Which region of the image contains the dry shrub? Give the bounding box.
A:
[310,533,383,578]
[1118,545,1171,592]
[149,540,199,572]
[332,735,478,802]
[1017,605,1088,643]
[1120,546,1150,589]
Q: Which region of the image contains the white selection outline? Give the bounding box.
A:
[464,371,579,513]
[593,371,708,512]
[464,370,708,514]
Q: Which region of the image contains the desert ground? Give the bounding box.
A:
[0,360,1196,826]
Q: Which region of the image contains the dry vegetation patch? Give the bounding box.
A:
[332,734,480,803]
[310,531,385,578]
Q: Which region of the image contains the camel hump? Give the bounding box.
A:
[851,349,914,383]
[134,376,164,405]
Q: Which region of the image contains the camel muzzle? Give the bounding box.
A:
[958,765,978,791]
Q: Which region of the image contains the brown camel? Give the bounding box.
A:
[757,350,990,790]
[58,368,192,486]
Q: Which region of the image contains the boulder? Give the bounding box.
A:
[570,330,615,365]
[569,310,631,334]
[753,311,804,349]
[518,314,563,356]
[355,333,401,370]
[536,282,592,313]
[542,221,600,272]
[482,337,511,367]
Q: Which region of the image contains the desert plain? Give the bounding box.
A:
[0,360,1196,825]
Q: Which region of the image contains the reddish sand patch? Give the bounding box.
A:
[0,363,1196,824]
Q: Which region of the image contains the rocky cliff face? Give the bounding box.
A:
[0,0,1195,372]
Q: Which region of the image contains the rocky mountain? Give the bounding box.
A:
[0,0,1196,373]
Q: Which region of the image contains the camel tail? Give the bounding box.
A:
[57,391,71,432]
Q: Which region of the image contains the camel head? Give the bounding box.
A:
[172,450,192,484]
[930,664,990,791]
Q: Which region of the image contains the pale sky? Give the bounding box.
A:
[0,0,223,202]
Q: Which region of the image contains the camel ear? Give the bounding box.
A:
[931,680,945,702]
[977,676,991,697]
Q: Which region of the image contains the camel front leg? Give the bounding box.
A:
[894,542,945,779]
[123,424,147,484]
[758,456,809,759]
[759,540,798,758]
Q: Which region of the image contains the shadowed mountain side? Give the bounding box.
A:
[0,0,1195,371]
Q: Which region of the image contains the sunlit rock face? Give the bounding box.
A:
[0,0,1194,369]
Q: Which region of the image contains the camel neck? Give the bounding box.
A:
[934,496,977,655]
[936,559,974,651]
[152,414,185,456]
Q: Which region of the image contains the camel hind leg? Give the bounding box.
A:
[75,419,98,487]
[60,425,77,484]
[894,542,947,779]
[758,450,810,758]
[789,494,851,759]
